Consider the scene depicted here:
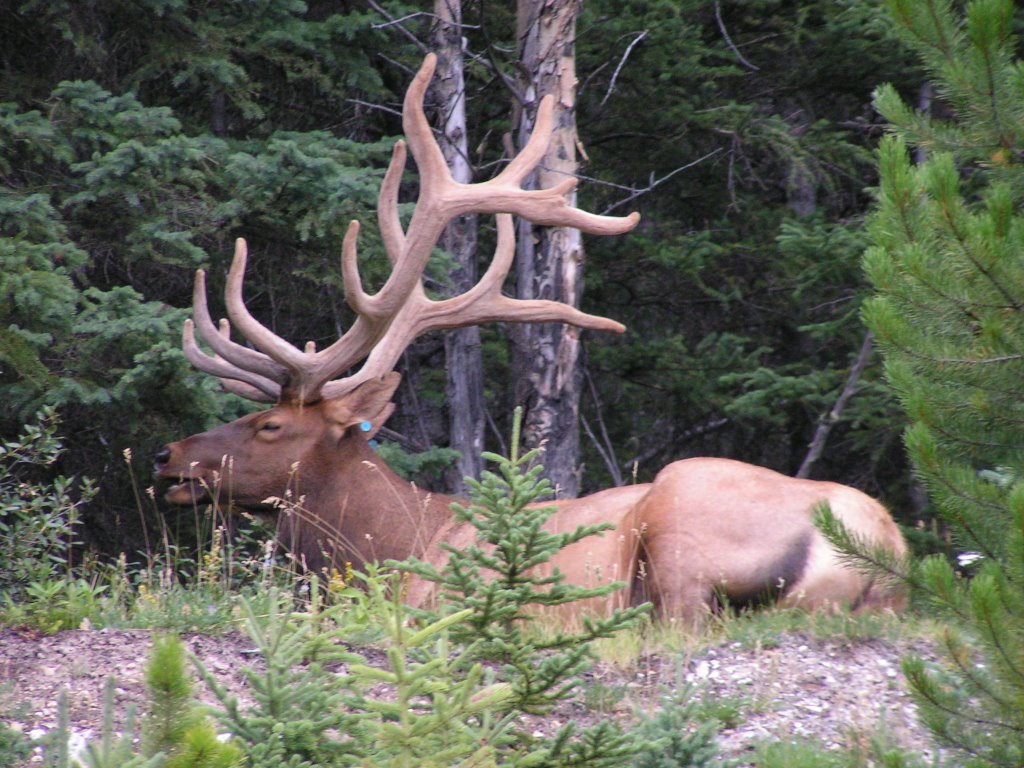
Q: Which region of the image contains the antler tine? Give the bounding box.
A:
[403,54,640,234]
[319,214,625,400]
[400,215,625,335]
[443,214,627,332]
[191,266,288,382]
[378,140,407,266]
[224,238,310,372]
[499,94,559,185]
[182,319,281,402]
[339,141,411,322]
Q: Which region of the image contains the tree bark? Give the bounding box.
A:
[510,0,585,498]
[432,0,484,494]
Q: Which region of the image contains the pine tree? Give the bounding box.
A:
[397,408,647,767]
[863,0,1024,763]
[143,634,244,768]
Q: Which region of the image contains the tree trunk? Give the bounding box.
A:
[797,332,874,479]
[432,0,484,494]
[510,0,585,498]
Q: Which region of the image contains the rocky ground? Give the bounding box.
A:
[0,626,942,766]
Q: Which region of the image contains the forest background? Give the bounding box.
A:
[2,0,937,559]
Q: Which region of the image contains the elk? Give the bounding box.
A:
[154,53,646,611]
[155,54,906,622]
[626,458,907,621]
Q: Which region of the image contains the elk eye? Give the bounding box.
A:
[260,422,281,432]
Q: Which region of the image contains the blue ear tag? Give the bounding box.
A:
[360,421,378,451]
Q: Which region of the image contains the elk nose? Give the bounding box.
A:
[154,446,171,469]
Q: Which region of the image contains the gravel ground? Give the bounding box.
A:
[0,625,942,766]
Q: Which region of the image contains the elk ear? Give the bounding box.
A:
[323,373,402,434]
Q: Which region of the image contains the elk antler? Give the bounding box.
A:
[184,53,639,405]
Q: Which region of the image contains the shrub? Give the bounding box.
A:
[631,687,729,768]
[0,407,95,601]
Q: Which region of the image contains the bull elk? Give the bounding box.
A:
[154,54,907,623]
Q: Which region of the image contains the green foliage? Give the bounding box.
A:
[40,642,242,768]
[2,577,108,635]
[630,687,730,768]
[581,680,628,714]
[143,634,244,768]
[752,740,844,768]
[375,442,461,485]
[142,634,200,757]
[0,408,95,601]
[396,408,647,766]
[201,593,367,766]
[814,504,908,604]
[195,582,512,768]
[752,731,930,768]
[53,680,159,768]
[1,81,224,411]
[0,718,32,767]
[717,605,908,651]
[864,0,1024,764]
[6,0,392,135]
[875,0,1024,167]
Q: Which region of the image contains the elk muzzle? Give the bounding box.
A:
[153,443,211,505]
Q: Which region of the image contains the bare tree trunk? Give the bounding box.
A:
[510,0,585,498]
[797,332,874,479]
[432,0,484,494]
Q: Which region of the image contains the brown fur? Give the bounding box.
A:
[625,458,908,624]
[155,380,907,622]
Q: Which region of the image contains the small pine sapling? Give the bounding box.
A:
[630,686,729,768]
[396,408,649,765]
[142,634,198,756]
[143,634,243,768]
[193,581,514,768]
[192,593,368,767]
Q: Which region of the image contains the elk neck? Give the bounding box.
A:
[278,429,459,574]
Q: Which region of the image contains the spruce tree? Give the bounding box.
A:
[397,408,647,767]
[863,0,1024,763]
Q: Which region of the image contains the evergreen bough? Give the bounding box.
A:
[630,687,730,768]
[863,0,1024,764]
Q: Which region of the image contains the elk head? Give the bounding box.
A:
[154,54,639,513]
[155,373,400,507]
